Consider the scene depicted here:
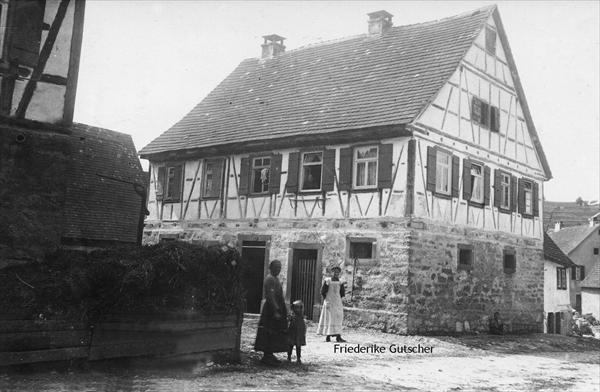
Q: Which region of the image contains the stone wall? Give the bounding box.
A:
[406,219,544,334]
[144,216,544,335]
[0,125,70,266]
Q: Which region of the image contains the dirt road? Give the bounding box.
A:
[1,317,599,391]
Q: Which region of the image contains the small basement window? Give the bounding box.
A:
[457,244,473,271]
[347,237,376,263]
[503,249,516,274]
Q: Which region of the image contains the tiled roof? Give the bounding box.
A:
[548,225,598,255]
[543,233,575,268]
[62,123,146,244]
[581,263,600,289]
[139,6,495,157]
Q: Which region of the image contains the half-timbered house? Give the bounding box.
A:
[140,6,551,333]
[0,0,146,265]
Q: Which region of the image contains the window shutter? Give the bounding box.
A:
[532,181,539,217]
[338,147,353,191]
[517,178,525,214]
[269,154,282,194]
[491,106,500,132]
[483,166,491,205]
[580,266,585,280]
[493,169,501,208]
[471,97,481,124]
[156,166,166,201]
[556,268,560,289]
[510,175,518,212]
[480,101,490,128]
[8,0,46,68]
[377,144,393,189]
[462,159,472,201]
[170,165,183,201]
[571,266,577,280]
[322,149,336,192]
[426,146,437,192]
[451,155,459,198]
[286,152,300,193]
[238,157,250,196]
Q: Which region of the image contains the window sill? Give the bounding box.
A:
[503,269,516,274]
[160,200,182,204]
[351,187,379,193]
[433,191,453,200]
[298,190,324,196]
[497,207,512,214]
[467,200,486,208]
[200,196,221,200]
[522,213,535,219]
[247,193,270,198]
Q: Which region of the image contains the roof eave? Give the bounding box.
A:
[491,8,552,180]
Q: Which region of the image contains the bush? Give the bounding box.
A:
[0,242,244,320]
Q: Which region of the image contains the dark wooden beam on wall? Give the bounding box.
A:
[63,0,85,125]
[15,0,70,119]
[404,138,416,217]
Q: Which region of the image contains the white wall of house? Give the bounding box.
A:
[581,289,600,319]
[544,260,571,313]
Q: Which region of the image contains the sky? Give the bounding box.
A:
[74,1,600,203]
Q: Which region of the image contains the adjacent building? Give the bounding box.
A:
[140,6,551,334]
[543,233,575,334]
[0,0,146,266]
[549,221,600,312]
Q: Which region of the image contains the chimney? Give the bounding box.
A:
[554,221,563,232]
[261,34,286,59]
[367,10,394,35]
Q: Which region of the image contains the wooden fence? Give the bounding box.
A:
[0,312,241,367]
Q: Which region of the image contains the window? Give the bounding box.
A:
[471,97,500,132]
[485,26,497,55]
[156,164,183,202]
[470,163,484,204]
[435,150,451,195]
[202,158,225,198]
[300,152,323,191]
[594,248,599,255]
[500,173,511,210]
[457,245,473,271]
[353,146,378,189]
[556,267,567,290]
[523,181,533,215]
[347,237,377,264]
[251,156,270,194]
[503,249,516,274]
[573,265,582,281]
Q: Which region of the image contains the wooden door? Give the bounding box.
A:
[554,312,561,335]
[290,249,318,320]
[241,241,267,314]
[547,312,554,334]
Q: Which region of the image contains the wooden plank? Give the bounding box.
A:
[63,0,86,124]
[0,347,88,366]
[0,329,90,352]
[89,328,237,361]
[0,320,87,333]
[93,320,237,333]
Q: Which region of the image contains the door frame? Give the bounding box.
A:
[238,234,271,279]
[286,242,323,307]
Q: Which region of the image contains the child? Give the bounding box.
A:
[287,300,306,363]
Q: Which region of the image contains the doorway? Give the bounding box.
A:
[547,312,554,334]
[290,248,319,320]
[240,239,269,314]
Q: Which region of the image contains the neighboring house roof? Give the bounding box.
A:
[548,225,598,255]
[62,123,145,244]
[543,233,576,268]
[544,201,600,229]
[581,263,600,289]
[140,5,550,180]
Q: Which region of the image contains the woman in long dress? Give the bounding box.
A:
[254,260,288,365]
[317,266,347,342]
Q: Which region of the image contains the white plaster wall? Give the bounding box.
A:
[581,289,600,319]
[543,260,571,313]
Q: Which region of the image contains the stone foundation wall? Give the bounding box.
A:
[144,216,544,335]
[406,219,544,334]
